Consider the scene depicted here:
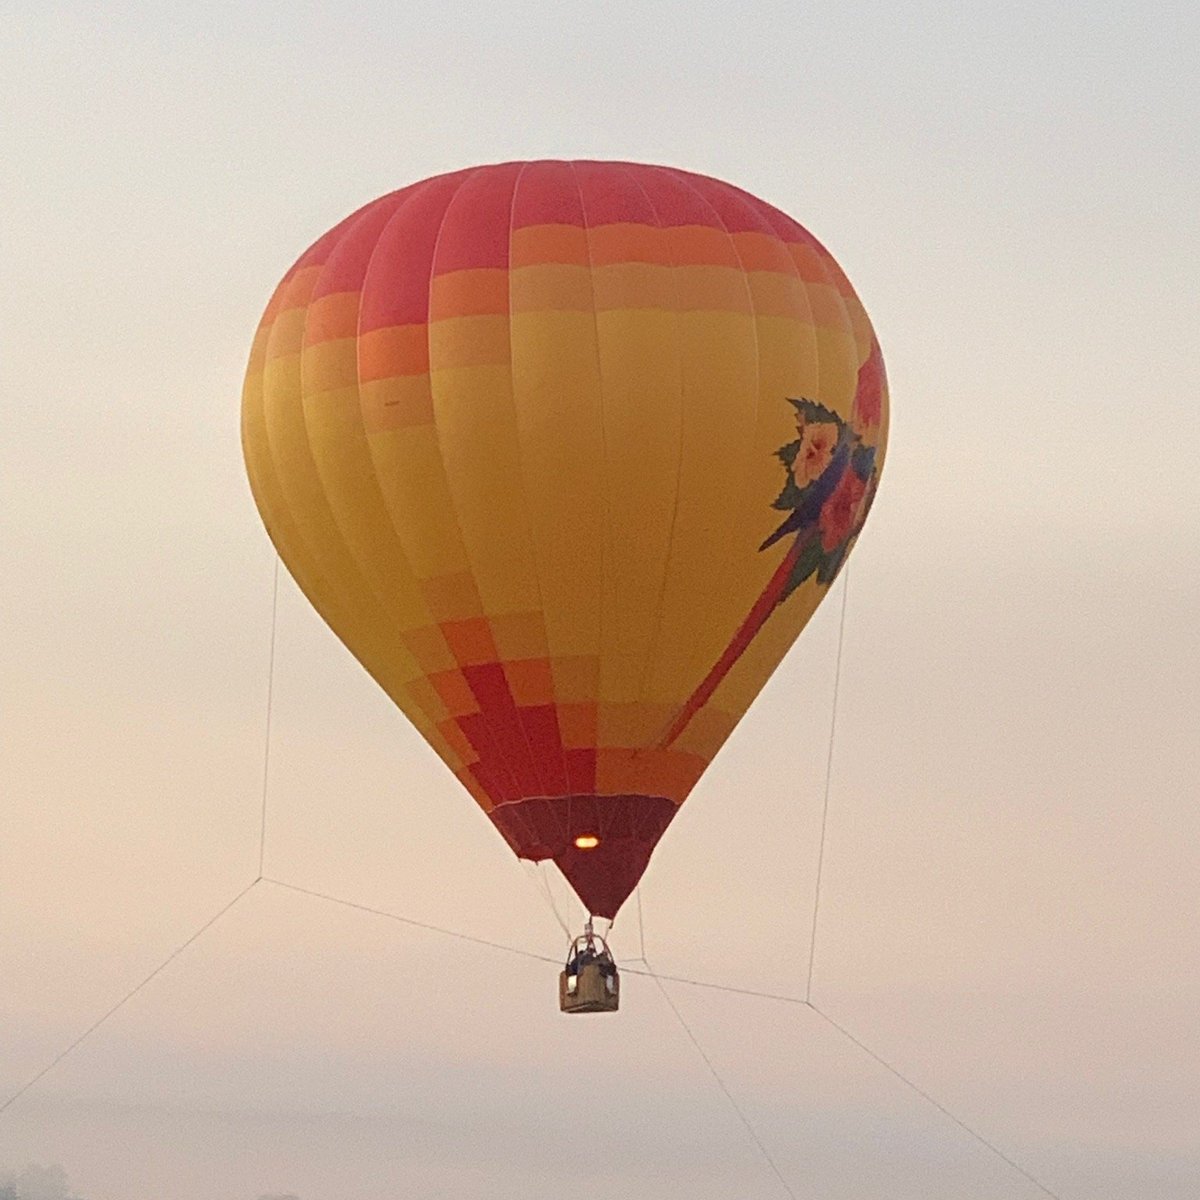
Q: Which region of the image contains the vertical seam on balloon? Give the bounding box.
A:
[759,199,864,400]
[748,206,873,866]
[754,205,868,590]
[422,167,525,805]
[254,267,347,614]
[732,189,820,386]
[710,184,822,573]
[647,165,759,712]
[348,182,473,749]
[506,160,574,802]
[617,165,688,787]
[298,196,438,717]
[656,169,764,742]
[260,210,392,669]
[707,178,842,772]
[323,202,487,776]
[292,205,418,703]
[473,161,555,799]
[568,159,613,825]
[806,228,868,366]
[359,173,516,804]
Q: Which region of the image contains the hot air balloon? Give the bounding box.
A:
[241,160,887,1009]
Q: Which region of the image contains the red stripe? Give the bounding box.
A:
[511,159,586,228]
[430,163,521,275]
[461,663,544,797]
[519,703,571,796]
[358,173,468,332]
[661,538,803,748]
[573,160,658,226]
[635,165,730,229]
[456,712,521,804]
[564,747,597,795]
[310,189,413,299]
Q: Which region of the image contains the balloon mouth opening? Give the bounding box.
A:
[488,794,678,918]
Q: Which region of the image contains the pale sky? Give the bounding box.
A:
[2,2,1198,1198]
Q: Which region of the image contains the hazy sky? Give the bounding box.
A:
[2,2,1198,1198]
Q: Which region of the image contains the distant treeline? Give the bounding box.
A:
[0,1166,298,1200]
[0,1163,81,1200]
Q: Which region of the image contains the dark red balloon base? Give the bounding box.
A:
[489,793,678,919]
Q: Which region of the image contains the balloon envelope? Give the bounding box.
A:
[242,160,887,918]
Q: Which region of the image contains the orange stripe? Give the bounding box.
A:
[590,263,753,314]
[789,243,839,284]
[510,264,593,313]
[430,268,509,319]
[663,224,743,267]
[359,324,429,379]
[731,230,795,272]
[263,308,308,361]
[403,676,451,723]
[514,222,808,275]
[503,657,556,706]
[429,315,511,370]
[588,223,667,266]
[635,750,706,804]
[745,272,814,320]
[511,223,591,268]
[803,282,849,325]
[275,265,323,314]
[401,625,458,673]
[303,291,360,346]
[429,669,480,717]
[445,724,480,761]
[557,701,598,747]
[440,615,500,665]
[595,747,643,794]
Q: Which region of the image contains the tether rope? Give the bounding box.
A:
[0,880,259,1114]
[805,565,850,1003]
[645,958,798,1200]
[0,551,1064,1200]
[0,874,1067,1199]
[261,878,560,965]
[621,966,805,1005]
[807,1003,1064,1200]
[257,555,280,877]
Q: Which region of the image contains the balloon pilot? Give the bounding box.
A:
[559,917,620,1014]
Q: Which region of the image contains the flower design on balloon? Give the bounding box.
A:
[791,419,839,485]
[759,372,881,603]
[656,342,885,751]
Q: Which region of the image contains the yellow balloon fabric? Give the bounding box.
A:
[242,160,888,918]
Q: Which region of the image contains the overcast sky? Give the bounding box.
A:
[2,2,1198,1198]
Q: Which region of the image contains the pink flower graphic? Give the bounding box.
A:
[851,341,884,430]
[792,420,839,485]
[818,467,867,551]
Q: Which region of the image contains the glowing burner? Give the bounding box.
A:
[573,834,600,850]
